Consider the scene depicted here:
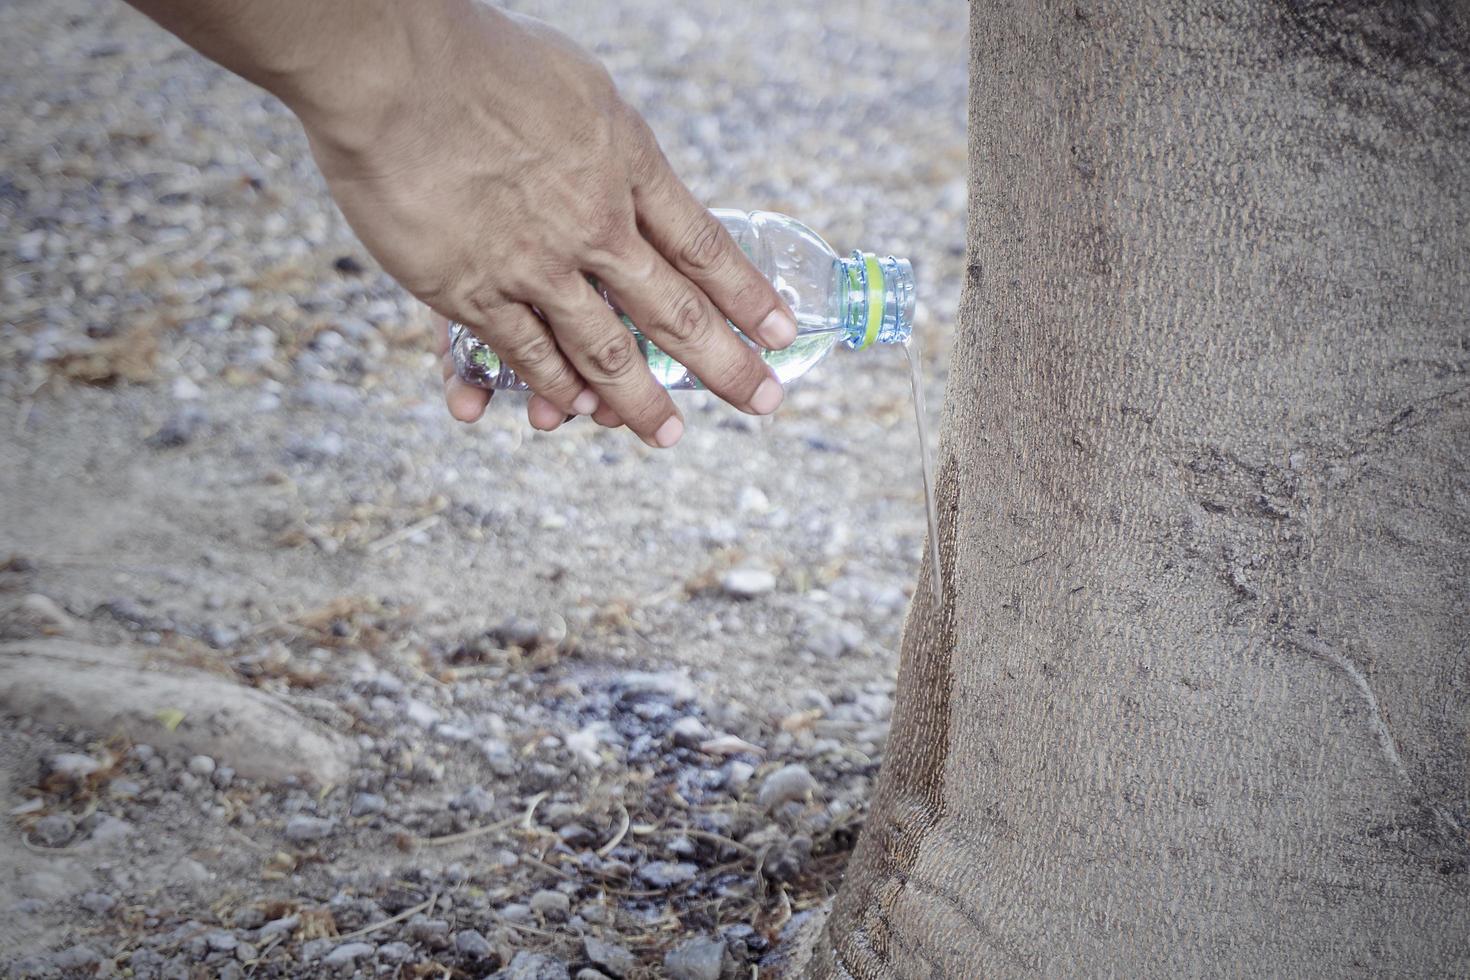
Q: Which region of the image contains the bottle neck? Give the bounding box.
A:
[837,252,915,349]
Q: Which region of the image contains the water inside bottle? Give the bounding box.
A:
[903,339,943,606]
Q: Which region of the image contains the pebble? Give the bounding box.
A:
[583,937,636,978]
[637,860,698,888]
[19,594,74,631]
[378,941,412,963]
[148,406,207,448]
[803,622,865,659]
[47,752,102,779]
[205,931,238,953]
[663,935,729,980]
[351,792,387,817]
[757,763,819,809]
[323,942,375,968]
[502,951,572,980]
[403,699,441,729]
[33,812,76,847]
[407,915,450,941]
[670,715,710,748]
[52,946,102,971]
[187,754,216,777]
[78,891,117,915]
[724,760,757,790]
[231,906,265,929]
[557,822,596,848]
[89,814,135,843]
[453,928,493,959]
[719,567,777,599]
[529,889,571,921]
[617,670,698,704]
[259,914,300,939]
[284,814,335,842]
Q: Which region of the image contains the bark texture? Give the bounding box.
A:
[812,1,1470,975]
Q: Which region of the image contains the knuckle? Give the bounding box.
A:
[587,331,637,376]
[657,291,709,345]
[582,208,634,257]
[677,217,730,274]
[506,330,562,375]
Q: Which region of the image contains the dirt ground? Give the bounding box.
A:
[0,0,966,975]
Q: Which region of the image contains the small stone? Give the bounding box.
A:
[450,785,494,817]
[187,754,217,777]
[148,406,207,448]
[435,723,475,743]
[719,567,776,599]
[284,814,335,843]
[724,760,757,790]
[577,971,613,980]
[109,778,143,799]
[663,936,729,980]
[351,792,386,817]
[670,716,710,748]
[617,670,698,704]
[496,903,533,924]
[300,937,334,962]
[323,942,374,968]
[493,615,543,648]
[53,946,102,971]
[407,915,450,941]
[503,950,571,980]
[403,699,440,729]
[637,860,698,888]
[259,914,299,939]
[89,814,134,843]
[530,889,571,921]
[205,931,238,953]
[231,906,265,929]
[47,752,101,780]
[583,936,636,978]
[212,766,235,789]
[78,891,116,915]
[33,812,76,847]
[757,763,818,810]
[803,622,865,659]
[19,594,75,632]
[453,928,493,959]
[557,822,596,848]
[378,941,412,962]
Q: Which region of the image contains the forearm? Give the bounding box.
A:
[124,0,472,143]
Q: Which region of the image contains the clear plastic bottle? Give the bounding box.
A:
[450,209,915,390]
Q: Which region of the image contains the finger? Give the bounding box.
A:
[592,402,624,428]
[527,393,572,431]
[595,243,782,416]
[532,274,683,448]
[631,152,797,350]
[444,375,491,423]
[474,302,599,416]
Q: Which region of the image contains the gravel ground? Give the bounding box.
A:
[0,0,967,975]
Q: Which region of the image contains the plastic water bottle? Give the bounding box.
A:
[450,208,915,390]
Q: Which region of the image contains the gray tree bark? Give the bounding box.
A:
[809,1,1470,975]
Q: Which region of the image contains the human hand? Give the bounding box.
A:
[301,2,796,446]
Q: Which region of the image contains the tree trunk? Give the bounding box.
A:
[811,1,1470,975]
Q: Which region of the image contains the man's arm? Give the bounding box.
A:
[126,0,797,445]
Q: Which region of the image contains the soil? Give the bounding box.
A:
[0,0,966,975]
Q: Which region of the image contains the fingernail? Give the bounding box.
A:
[653,416,684,448]
[749,377,784,415]
[571,389,599,415]
[756,309,797,348]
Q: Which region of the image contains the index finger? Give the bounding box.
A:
[632,160,797,352]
